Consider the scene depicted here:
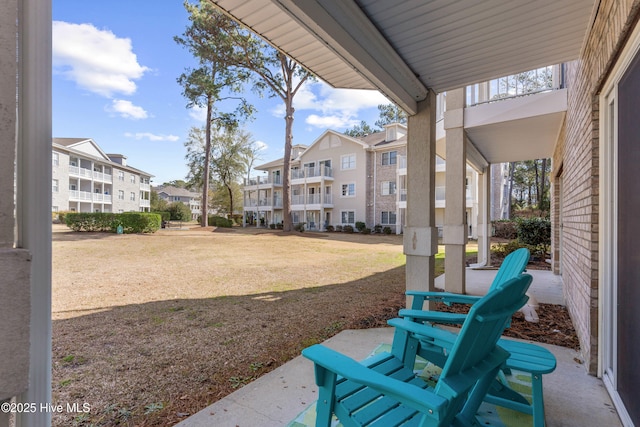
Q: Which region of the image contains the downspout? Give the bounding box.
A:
[373,150,376,229]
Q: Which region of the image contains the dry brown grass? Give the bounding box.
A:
[52,224,407,426]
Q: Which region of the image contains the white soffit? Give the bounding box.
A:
[212,0,596,115]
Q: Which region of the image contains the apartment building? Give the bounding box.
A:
[52,138,153,213]
[243,123,477,235]
[155,185,202,220]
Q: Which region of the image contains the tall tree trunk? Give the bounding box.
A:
[539,158,548,211]
[282,96,294,231]
[507,162,515,219]
[534,160,541,208]
[226,182,234,217]
[201,97,213,227]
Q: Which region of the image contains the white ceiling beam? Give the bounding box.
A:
[274,0,428,115]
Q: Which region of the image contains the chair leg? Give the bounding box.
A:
[313,365,337,427]
[531,374,545,427]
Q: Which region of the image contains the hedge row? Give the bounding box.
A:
[65,212,161,233]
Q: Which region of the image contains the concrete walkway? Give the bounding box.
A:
[176,269,621,427]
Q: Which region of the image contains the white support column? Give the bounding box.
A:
[15,1,53,426]
[476,166,492,266]
[443,89,467,294]
[404,92,438,307]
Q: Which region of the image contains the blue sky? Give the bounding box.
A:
[52,0,389,184]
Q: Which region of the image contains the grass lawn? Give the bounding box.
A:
[52,224,412,426]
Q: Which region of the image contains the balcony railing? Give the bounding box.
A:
[399,189,407,202]
[291,166,333,180]
[140,199,150,207]
[140,183,150,191]
[93,170,113,183]
[245,175,282,186]
[466,64,564,107]
[69,190,112,203]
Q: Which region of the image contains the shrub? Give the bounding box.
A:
[355,221,366,232]
[325,225,334,232]
[294,222,306,232]
[491,240,536,258]
[343,225,354,233]
[269,223,276,230]
[361,227,371,235]
[65,212,160,233]
[208,215,233,227]
[373,224,382,233]
[516,217,551,256]
[153,211,171,222]
[167,202,191,222]
[276,223,283,230]
[492,220,517,239]
[335,225,343,232]
[382,226,392,235]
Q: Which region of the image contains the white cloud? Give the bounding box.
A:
[271,80,389,129]
[107,99,149,120]
[306,114,360,129]
[188,105,207,122]
[254,140,268,151]
[125,132,180,142]
[53,21,149,97]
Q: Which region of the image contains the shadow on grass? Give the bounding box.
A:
[52,265,407,427]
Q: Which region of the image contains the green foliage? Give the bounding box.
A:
[343,225,354,233]
[334,225,343,232]
[207,215,232,227]
[150,190,168,212]
[65,213,160,233]
[374,224,382,233]
[382,226,392,235]
[269,223,276,230]
[166,202,192,221]
[153,211,171,222]
[325,225,334,232]
[516,217,551,254]
[375,103,407,128]
[491,240,537,258]
[344,120,375,137]
[355,221,366,232]
[294,222,306,232]
[361,227,371,235]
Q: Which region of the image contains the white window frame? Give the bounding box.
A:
[118,171,125,181]
[130,174,136,183]
[381,211,397,225]
[341,153,356,170]
[382,181,397,195]
[130,192,136,201]
[382,151,397,165]
[341,210,355,225]
[52,179,58,192]
[118,190,125,200]
[341,182,356,197]
[52,152,59,166]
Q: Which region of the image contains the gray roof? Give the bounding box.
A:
[155,185,200,198]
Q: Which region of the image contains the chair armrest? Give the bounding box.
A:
[406,291,482,309]
[302,344,448,417]
[388,318,459,347]
[399,309,468,324]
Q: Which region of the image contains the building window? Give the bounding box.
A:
[341,183,355,197]
[52,152,59,166]
[382,151,397,165]
[341,211,355,224]
[52,179,59,192]
[130,192,136,201]
[381,211,397,225]
[52,206,58,212]
[341,154,356,170]
[382,181,397,195]
[118,171,125,181]
[118,190,125,200]
[130,175,136,183]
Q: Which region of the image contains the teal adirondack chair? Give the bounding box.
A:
[302,274,532,427]
[400,247,530,324]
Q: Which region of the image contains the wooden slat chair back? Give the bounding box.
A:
[302,274,532,427]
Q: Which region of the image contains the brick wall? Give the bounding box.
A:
[556,0,640,373]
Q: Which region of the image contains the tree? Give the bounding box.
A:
[150,190,168,212]
[374,103,407,128]
[167,201,192,222]
[175,0,253,227]
[230,35,313,231]
[344,120,375,137]
[184,126,255,216]
[162,179,190,189]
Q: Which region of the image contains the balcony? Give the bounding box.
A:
[140,199,150,208]
[140,182,150,191]
[291,193,333,208]
[244,175,282,188]
[291,166,333,183]
[93,170,112,183]
[397,155,407,176]
[69,191,112,203]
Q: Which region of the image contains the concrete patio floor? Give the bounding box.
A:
[176,269,622,427]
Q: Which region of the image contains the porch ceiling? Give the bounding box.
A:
[212,0,596,114]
